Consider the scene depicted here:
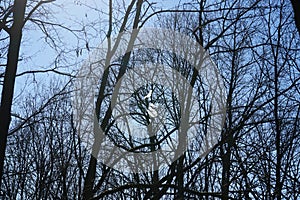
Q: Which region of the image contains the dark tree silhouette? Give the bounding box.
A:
[0,0,27,187]
[290,0,300,35]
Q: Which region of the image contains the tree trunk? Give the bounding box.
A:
[290,0,300,35]
[0,0,27,188]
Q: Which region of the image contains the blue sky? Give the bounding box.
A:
[12,0,186,109]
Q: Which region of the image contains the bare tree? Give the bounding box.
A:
[1,0,299,199]
[0,0,28,187]
[0,0,85,194]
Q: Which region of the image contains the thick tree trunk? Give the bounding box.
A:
[0,0,27,188]
[290,0,300,35]
[176,156,184,200]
